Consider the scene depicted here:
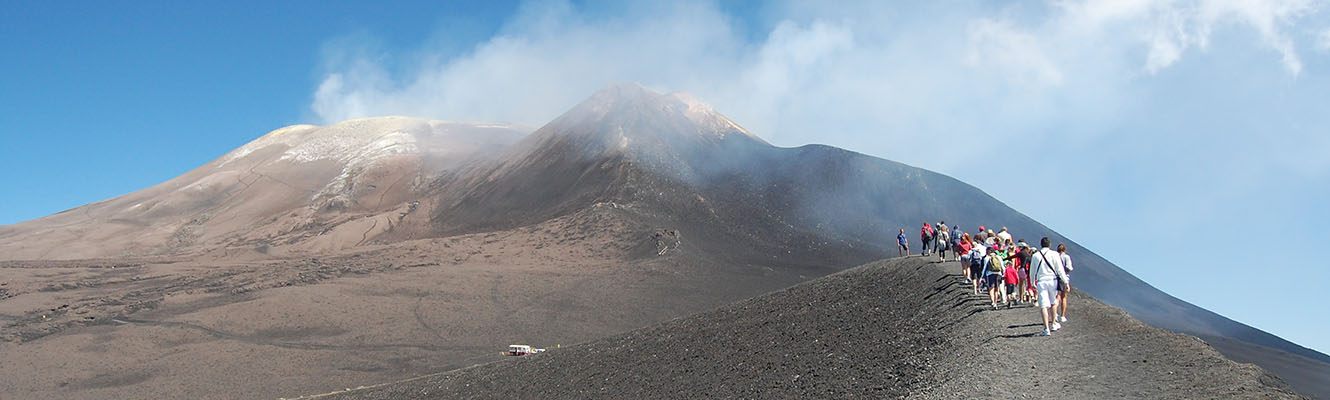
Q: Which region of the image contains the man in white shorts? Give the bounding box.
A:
[1029,237,1069,336]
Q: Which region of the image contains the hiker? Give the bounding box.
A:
[968,239,986,295]
[1030,237,1069,336]
[935,223,950,262]
[958,233,974,283]
[1008,240,1032,304]
[997,227,1012,244]
[920,222,934,256]
[1023,242,1036,303]
[1002,257,1020,308]
[975,226,988,243]
[985,229,997,247]
[951,225,964,261]
[985,245,1006,309]
[897,228,909,256]
[1056,243,1074,322]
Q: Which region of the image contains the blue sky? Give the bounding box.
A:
[3,1,1328,355]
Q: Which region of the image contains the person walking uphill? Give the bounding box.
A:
[984,245,1007,309]
[920,223,934,256]
[1057,243,1074,322]
[958,233,974,284]
[897,228,909,257]
[936,223,950,262]
[1002,260,1020,308]
[968,239,987,295]
[950,225,964,262]
[1030,237,1069,336]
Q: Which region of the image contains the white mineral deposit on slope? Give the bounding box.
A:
[311,130,419,201]
[669,92,759,140]
[277,118,424,164]
[224,117,521,166]
[218,124,320,165]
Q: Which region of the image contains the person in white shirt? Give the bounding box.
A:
[969,241,987,295]
[997,227,1012,244]
[1056,243,1074,322]
[1029,237,1069,336]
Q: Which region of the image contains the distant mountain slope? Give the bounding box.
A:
[323,257,1300,400]
[0,117,525,259]
[1,83,1324,398]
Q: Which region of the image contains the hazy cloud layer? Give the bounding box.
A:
[309,0,1330,353]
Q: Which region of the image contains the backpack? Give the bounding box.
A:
[987,252,1004,273]
[970,250,984,267]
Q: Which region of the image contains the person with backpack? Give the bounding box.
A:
[985,244,1007,309]
[1056,243,1074,322]
[897,228,909,257]
[968,239,986,295]
[920,222,934,256]
[935,223,950,262]
[1030,237,1070,336]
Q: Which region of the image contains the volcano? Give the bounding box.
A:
[0,83,1325,399]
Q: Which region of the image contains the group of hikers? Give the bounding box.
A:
[898,222,1075,337]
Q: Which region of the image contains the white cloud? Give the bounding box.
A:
[303,0,1330,199]
[310,1,750,126]
[305,0,1327,176]
[1199,0,1315,75]
[966,18,1065,87]
[1319,27,1330,51]
[1048,0,1316,75]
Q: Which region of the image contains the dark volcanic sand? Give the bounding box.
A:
[317,257,1302,400]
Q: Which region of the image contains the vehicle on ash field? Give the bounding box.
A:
[505,344,546,356]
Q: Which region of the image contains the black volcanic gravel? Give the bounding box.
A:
[316,257,1303,400]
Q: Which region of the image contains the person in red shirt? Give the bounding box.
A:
[1003,261,1020,308]
[920,222,934,256]
[957,233,974,282]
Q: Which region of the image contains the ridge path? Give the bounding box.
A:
[314,257,1303,399]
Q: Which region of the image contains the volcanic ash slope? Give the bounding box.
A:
[326,256,1301,400]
